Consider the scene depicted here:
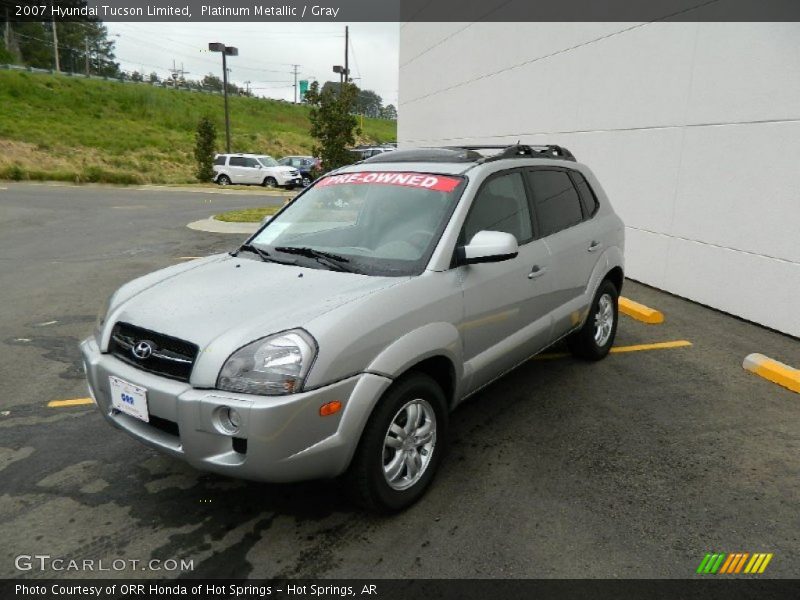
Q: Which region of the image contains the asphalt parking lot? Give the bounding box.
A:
[1,182,798,579]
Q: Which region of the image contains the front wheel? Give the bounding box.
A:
[567,279,619,360]
[217,175,231,186]
[262,177,278,188]
[301,176,311,187]
[346,373,447,512]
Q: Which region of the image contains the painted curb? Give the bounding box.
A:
[743,353,800,394]
[619,297,664,324]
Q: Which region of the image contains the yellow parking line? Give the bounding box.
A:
[609,340,692,353]
[534,340,692,360]
[48,398,94,408]
[619,297,664,324]
[743,353,800,394]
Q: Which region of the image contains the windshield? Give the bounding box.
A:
[249,171,466,276]
[258,156,278,167]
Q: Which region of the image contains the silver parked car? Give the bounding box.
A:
[82,144,624,511]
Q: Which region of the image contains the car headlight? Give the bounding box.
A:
[217,330,317,396]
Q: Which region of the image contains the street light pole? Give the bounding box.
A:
[221,50,230,152]
[209,43,238,154]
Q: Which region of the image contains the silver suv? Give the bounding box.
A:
[213,153,302,188]
[82,144,624,512]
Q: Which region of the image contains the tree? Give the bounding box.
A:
[380,104,398,120]
[130,71,143,82]
[8,17,118,76]
[202,73,223,92]
[194,117,217,182]
[148,72,160,84]
[355,89,383,118]
[304,80,361,171]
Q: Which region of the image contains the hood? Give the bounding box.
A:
[105,254,402,356]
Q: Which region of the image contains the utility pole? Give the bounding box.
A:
[344,26,349,83]
[51,14,60,72]
[292,64,300,103]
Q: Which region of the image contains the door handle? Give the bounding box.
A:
[588,241,601,253]
[528,266,547,280]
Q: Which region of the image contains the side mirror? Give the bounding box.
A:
[458,230,518,265]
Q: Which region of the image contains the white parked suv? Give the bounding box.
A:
[213,153,302,188]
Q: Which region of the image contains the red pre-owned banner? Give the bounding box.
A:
[317,172,462,192]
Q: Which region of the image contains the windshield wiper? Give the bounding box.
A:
[232,244,295,265]
[274,246,356,272]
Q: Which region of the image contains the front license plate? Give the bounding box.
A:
[109,376,149,423]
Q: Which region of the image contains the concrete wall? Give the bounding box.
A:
[399,22,800,337]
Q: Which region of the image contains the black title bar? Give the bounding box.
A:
[3,0,800,22]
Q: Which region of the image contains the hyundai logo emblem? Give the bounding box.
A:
[132,340,153,360]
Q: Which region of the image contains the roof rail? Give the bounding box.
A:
[449,144,576,162]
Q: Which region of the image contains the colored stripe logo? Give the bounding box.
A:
[696,552,773,574]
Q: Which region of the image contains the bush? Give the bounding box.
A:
[194,116,217,182]
[3,164,26,181]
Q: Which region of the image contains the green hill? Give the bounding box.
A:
[0,69,396,184]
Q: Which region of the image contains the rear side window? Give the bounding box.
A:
[213,155,226,166]
[229,156,246,167]
[526,170,583,237]
[571,171,600,217]
[464,172,533,244]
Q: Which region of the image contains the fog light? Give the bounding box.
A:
[319,400,342,417]
[217,406,241,434]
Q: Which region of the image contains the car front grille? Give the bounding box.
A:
[108,322,198,382]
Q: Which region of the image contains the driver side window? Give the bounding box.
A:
[463,171,533,244]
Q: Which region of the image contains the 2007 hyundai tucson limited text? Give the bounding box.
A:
[82,144,625,511]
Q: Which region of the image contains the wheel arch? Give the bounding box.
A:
[605,265,624,294]
[364,322,463,408]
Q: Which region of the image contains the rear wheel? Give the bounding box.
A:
[217,175,231,186]
[567,279,619,360]
[262,177,278,188]
[346,373,447,512]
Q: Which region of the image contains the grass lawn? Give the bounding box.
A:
[215,205,282,222]
[0,69,396,184]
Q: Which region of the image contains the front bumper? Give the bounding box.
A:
[81,337,392,482]
[279,176,302,187]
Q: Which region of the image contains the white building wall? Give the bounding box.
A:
[399,22,800,337]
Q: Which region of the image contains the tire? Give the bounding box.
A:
[301,176,311,187]
[262,177,278,188]
[567,278,619,361]
[346,373,447,513]
[217,175,231,186]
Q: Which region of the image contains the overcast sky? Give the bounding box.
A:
[105,22,399,106]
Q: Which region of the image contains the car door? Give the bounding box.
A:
[241,156,263,184]
[525,168,604,337]
[458,169,555,394]
[227,156,248,183]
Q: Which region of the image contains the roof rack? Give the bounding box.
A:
[362,147,483,164]
[449,144,576,162]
